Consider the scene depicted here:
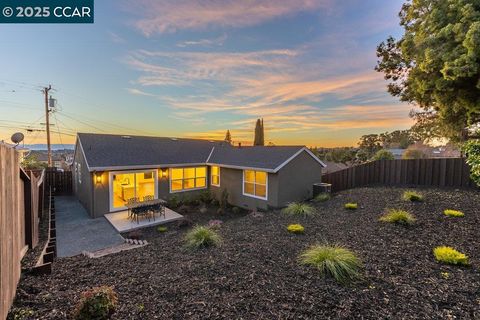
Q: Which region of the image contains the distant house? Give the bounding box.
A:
[73,133,326,218]
[322,161,349,175]
[26,151,63,169]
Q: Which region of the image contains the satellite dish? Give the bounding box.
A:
[11,132,24,145]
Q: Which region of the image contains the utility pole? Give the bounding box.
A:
[43,85,52,167]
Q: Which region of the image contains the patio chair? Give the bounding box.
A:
[143,195,154,202]
[132,205,151,224]
[126,197,139,219]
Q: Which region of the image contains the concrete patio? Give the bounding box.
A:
[56,196,125,257]
[105,208,183,233]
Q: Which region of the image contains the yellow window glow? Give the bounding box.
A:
[244,182,255,195]
[256,184,266,197]
[196,177,206,188]
[244,170,255,183]
[184,168,196,179]
[171,168,183,180]
[255,171,267,185]
[196,167,206,177]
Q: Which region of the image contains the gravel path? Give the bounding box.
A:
[10,187,480,319]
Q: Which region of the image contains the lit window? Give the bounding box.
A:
[211,166,220,186]
[243,170,267,199]
[170,167,207,192]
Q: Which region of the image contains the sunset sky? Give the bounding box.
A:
[0,0,413,148]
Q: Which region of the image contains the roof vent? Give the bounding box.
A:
[121,135,131,139]
[170,138,178,141]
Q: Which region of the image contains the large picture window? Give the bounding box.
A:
[243,170,267,200]
[170,167,207,192]
[110,170,157,211]
[211,166,220,187]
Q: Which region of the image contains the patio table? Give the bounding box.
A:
[126,198,167,223]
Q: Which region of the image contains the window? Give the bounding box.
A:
[110,170,157,210]
[211,166,220,187]
[243,170,267,199]
[170,167,207,192]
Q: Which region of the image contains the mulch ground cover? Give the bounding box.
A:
[9,187,480,319]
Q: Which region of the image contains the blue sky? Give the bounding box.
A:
[0,0,411,147]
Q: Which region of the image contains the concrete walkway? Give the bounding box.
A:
[56,196,124,257]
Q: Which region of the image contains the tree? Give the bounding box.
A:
[253,118,265,146]
[463,139,480,185]
[21,155,47,170]
[409,109,445,143]
[358,134,382,158]
[372,149,395,161]
[375,0,480,142]
[224,130,232,145]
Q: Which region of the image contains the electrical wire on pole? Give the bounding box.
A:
[43,85,52,167]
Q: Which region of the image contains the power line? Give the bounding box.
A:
[56,111,107,133]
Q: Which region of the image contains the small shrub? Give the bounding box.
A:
[379,209,416,225]
[444,209,464,217]
[314,193,330,203]
[167,195,180,208]
[403,190,423,202]
[73,286,118,320]
[287,224,305,234]
[219,188,229,213]
[433,246,469,266]
[199,190,213,204]
[441,272,450,279]
[344,203,358,210]
[299,245,362,284]
[157,226,168,233]
[232,206,241,214]
[185,226,221,249]
[211,199,220,207]
[282,202,316,216]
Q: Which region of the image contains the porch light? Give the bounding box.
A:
[161,169,168,179]
[95,172,102,184]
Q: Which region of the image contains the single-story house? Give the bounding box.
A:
[73,133,326,218]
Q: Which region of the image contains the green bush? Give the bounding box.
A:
[282,202,316,216]
[184,226,221,249]
[344,203,358,210]
[372,149,395,161]
[157,226,168,233]
[433,246,469,266]
[463,139,480,186]
[287,224,305,234]
[402,190,423,202]
[314,193,330,203]
[379,209,416,225]
[73,286,118,320]
[167,195,180,208]
[299,245,362,284]
[443,209,464,217]
[232,206,241,214]
[198,190,213,204]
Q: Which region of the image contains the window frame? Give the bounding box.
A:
[242,169,268,200]
[210,166,220,187]
[169,166,208,193]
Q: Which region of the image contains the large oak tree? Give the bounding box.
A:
[376,0,480,141]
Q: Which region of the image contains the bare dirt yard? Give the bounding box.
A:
[9,187,480,319]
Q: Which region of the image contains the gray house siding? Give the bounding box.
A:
[89,167,210,218]
[277,151,322,206]
[210,167,279,210]
[73,140,94,217]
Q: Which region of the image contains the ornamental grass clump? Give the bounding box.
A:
[403,190,423,202]
[299,245,362,284]
[184,226,221,249]
[314,193,330,203]
[443,209,464,217]
[379,209,416,225]
[344,203,358,210]
[282,202,316,217]
[157,226,168,233]
[433,246,469,266]
[73,286,118,320]
[287,224,305,234]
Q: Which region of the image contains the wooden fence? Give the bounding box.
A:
[0,144,45,320]
[322,158,478,192]
[45,169,72,195]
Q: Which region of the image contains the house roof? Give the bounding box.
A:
[77,133,325,172]
[207,145,324,172]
